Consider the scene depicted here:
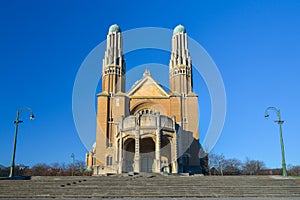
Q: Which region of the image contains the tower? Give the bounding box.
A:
[169,24,197,132]
[95,24,129,167]
[169,25,200,173]
[102,24,126,94]
[169,24,193,95]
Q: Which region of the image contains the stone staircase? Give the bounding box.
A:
[0,174,299,198]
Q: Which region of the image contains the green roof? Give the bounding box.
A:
[109,24,120,33]
[173,24,186,34]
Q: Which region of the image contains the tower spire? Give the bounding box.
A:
[102,24,126,94]
[169,24,193,95]
[143,67,151,77]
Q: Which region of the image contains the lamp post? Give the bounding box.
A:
[219,153,224,176]
[9,107,34,178]
[71,153,75,176]
[264,106,287,176]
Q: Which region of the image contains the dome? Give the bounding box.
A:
[109,24,121,33]
[92,142,96,149]
[173,24,186,34]
[86,166,93,172]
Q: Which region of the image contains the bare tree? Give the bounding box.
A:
[208,153,224,175]
[242,158,265,175]
[287,165,300,176]
[223,158,242,175]
[29,163,51,176]
[74,161,85,175]
[22,161,90,176]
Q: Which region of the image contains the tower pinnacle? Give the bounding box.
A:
[143,68,151,77]
[102,24,126,94]
[169,24,193,95]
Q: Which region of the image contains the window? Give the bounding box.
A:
[106,140,113,148]
[138,108,155,116]
[108,118,114,122]
[106,156,112,166]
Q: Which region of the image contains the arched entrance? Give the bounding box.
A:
[123,138,135,172]
[140,138,155,172]
[161,137,172,173]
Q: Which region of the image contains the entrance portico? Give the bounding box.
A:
[116,112,178,173]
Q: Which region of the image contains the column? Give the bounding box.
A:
[134,114,140,173]
[87,153,93,168]
[171,136,178,173]
[118,137,123,173]
[177,117,183,173]
[134,136,140,173]
[171,116,178,173]
[115,125,119,164]
[155,112,161,173]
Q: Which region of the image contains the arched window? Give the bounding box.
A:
[106,156,112,166]
[138,108,155,115]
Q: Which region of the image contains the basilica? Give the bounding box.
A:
[86,24,203,175]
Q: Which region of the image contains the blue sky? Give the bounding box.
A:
[0,0,300,168]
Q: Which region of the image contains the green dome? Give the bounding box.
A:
[173,24,186,34]
[86,166,93,172]
[109,24,120,33]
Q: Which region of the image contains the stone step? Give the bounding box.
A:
[0,175,299,198]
